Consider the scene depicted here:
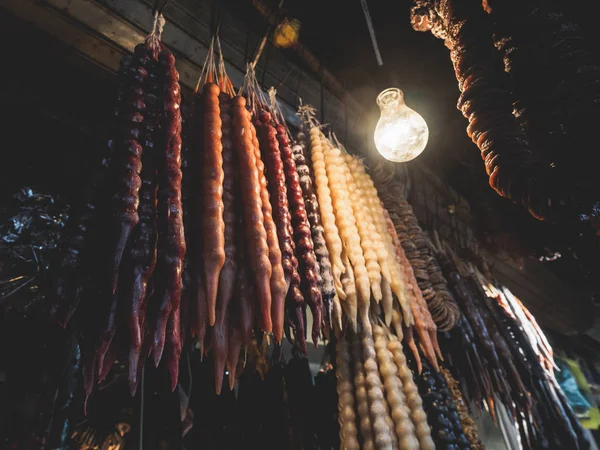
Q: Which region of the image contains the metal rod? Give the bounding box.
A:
[250,0,284,70]
[359,0,383,66]
[250,32,269,70]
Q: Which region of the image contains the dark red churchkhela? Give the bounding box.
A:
[256,112,299,292]
[106,52,147,296]
[293,129,335,328]
[98,43,156,378]
[125,45,160,384]
[277,124,323,344]
[154,48,185,385]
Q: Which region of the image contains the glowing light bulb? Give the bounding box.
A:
[374,88,429,162]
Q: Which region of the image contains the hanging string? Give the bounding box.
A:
[216,36,234,96]
[146,11,166,57]
[250,0,285,69]
[240,64,267,116]
[195,37,216,93]
[268,87,291,138]
[297,101,318,128]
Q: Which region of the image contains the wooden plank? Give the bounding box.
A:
[93,0,358,135]
[0,0,125,73]
[2,0,364,147]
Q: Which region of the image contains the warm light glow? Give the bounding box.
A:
[374,88,429,162]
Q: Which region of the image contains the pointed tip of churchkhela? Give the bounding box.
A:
[228,370,236,391]
[212,319,228,395]
[405,326,423,374]
[312,335,319,349]
[226,324,242,392]
[129,349,141,388]
[110,224,135,295]
[98,344,117,383]
[291,303,308,355]
[129,378,139,397]
[168,363,179,392]
[164,307,182,391]
[96,335,115,382]
[152,302,173,367]
[153,344,163,367]
[215,370,224,396]
[82,349,96,416]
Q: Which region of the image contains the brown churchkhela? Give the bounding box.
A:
[200,83,225,327]
[249,113,287,343]
[212,92,237,393]
[277,124,323,344]
[257,110,301,334]
[231,97,273,332]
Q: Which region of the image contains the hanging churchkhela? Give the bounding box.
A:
[371,162,460,332]
[49,14,185,397]
[298,109,446,370]
[292,126,336,331]
[410,0,599,221]
[441,367,485,450]
[269,90,324,345]
[335,323,437,450]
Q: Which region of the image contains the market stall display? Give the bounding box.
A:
[2,6,590,450]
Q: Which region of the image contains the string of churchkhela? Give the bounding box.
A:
[26,10,591,450]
